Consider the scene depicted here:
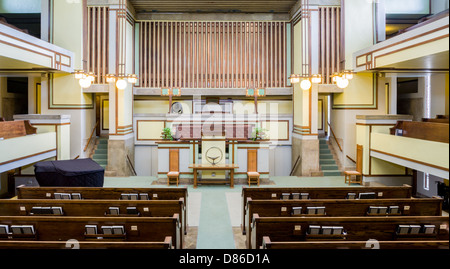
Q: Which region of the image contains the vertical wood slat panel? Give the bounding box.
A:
[318,7,341,85]
[138,20,287,89]
[87,7,109,84]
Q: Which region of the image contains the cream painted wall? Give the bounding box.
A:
[292,21,304,127]
[40,76,96,159]
[330,75,387,168]
[429,73,448,118]
[0,0,41,13]
[344,0,374,70]
[134,100,192,114]
[333,73,376,107]
[118,21,135,128]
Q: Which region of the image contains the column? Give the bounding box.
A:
[106,2,135,177]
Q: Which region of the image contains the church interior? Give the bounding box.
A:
[0,0,449,253]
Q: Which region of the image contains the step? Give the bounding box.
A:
[320,149,331,154]
[319,154,334,159]
[320,159,336,165]
[98,140,108,145]
[319,144,329,149]
[96,144,108,150]
[95,149,107,154]
[93,159,107,165]
[93,153,107,159]
[323,170,343,176]
[321,164,339,170]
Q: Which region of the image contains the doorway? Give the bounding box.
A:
[0,77,28,120]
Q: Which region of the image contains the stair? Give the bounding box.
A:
[92,138,108,169]
[319,138,343,176]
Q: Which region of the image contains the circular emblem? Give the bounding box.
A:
[205,146,223,165]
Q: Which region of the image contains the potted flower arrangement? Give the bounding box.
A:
[250,127,267,141]
[161,127,174,141]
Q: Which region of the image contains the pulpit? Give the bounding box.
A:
[156,119,270,186]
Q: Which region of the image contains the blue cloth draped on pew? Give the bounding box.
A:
[34,158,104,187]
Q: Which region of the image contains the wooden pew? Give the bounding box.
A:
[0,237,173,249]
[241,185,413,235]
[389,121,449,143]
[0,198,186,246]
[0,214,183,249]
[16,186,187,201]
[245,197,443,248]
[262,236,449,249]
[16,186,188,234]
[250,215,449,249]
[0,120,37,140]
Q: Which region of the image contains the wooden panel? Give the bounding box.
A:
[390,121,449,143]
[318,7,340,84]
[247,149,258,172]
[356,144,363,173]
[0,120,37,140]
[169,149,179,172]
[138,21,286,88]
[87,6,109,84]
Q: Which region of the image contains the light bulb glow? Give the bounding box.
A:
[289,75,300,84]
[127,74,138,84]
[300,79,312,90]
[116,78,128,90]
[79,78,92,88]
[336,76,349,89]
[87,72,95,82]
[311,74,322,84]
[74,70,84,80]
[105,74,116,83]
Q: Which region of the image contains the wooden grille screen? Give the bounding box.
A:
[318,7,341,84]
[87,6,109,84]
[138,21,287,89]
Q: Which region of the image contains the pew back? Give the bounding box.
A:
[245,197,443,248]
[0,214,182,249]
[241,185,413,234]
[251,215,449,249]
[262,236,449,249]
[16,186,188,201]
[390,121,449,143]
[0,120,37,140]
[0,237,173,249]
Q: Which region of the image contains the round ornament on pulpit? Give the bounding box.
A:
[205,146,223,165]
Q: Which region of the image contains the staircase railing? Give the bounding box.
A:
[327,121,342,152]
[127,154,137,176]
[84,121,100,152]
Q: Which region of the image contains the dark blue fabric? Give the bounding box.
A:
[34,158,104,187]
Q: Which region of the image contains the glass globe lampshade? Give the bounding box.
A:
[289,75,300,84]
[105,74,116,83]
[300,79,312,90]
[343,70,354,80]
[79,78,92,88]
[336,76,349,89]
[87,72,95,82]
[116,78,128,90]
[311,74,322,84]
[127,74,138,84]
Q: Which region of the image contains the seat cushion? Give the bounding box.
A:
[247,172,260,177]
[167,171,180,176]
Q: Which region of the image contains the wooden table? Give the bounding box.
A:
[189,164,239,188]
